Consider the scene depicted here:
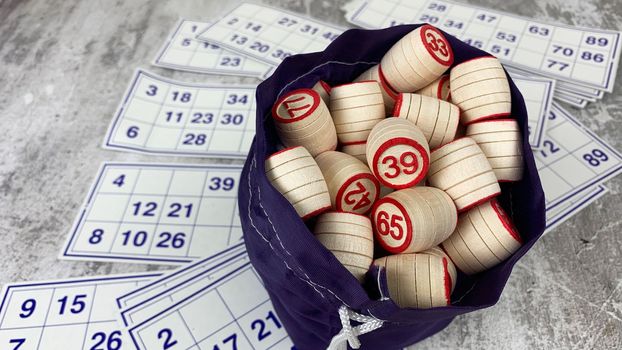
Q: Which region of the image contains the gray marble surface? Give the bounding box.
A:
[0,0,620,349]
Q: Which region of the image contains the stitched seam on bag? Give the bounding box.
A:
[254,157,353,305]
[251,60,385,311]
[264,60,379,122]
[250,156,359,306]
[247,157,327,299]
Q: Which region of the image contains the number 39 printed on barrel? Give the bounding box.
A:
[0,273,159,350]
[103,69,256,158]
[60,162,243,265]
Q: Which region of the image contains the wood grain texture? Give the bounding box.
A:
[450,57,511,124]
[329,81,385,144]
[394,92,460,148]
[0,0,619,348]
[380,25,453,92]
[374,252,451,308]
[314,211,374,282]
[273,89,338,156]
[354,64,397,114]
[366,118,430,189]
[265,146,331,219]
[441,199,522,274]
[315,151,379,214]
[428,137,500,211]
[372,187,458,253]
[466,119,524,181]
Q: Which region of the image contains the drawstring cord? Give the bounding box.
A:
[326,306,384,350]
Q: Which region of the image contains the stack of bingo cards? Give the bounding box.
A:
[266,24,525,309]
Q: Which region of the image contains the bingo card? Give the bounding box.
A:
[116,244,246,311]
[554,91,589,109]
[103,69,256,158]
[0,273,160,350]
[511,75,555,149]
[534,103,622,210]
[545,184,608,234]
[346,0,622,91]
[117,245,249,327]
[61,162,243,265]
[124,263,295,350]
[196,3,345,66]
[154,19,273,78]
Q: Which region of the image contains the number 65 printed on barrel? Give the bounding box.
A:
[103,69,256,158]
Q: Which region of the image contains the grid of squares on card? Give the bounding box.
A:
[103,69,256,158]
[510,75,554,149]
[0,273,161,350]
[534,103,622,210]
[545,184,608,234]
[154,19,273,79]
[119,253,295,350]
[61,162,243,265]
[196,3,345,66]
[507,64,604,103]
[345,0,622,91]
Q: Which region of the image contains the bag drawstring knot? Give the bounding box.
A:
[326,306,384,350]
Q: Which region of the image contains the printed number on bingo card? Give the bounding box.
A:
[60,163,243,265]
[103,69,256,158]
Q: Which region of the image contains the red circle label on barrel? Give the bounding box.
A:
[372,137,429,189]
[420,25,454,66]
[336,173,380,214]
[372,197,413,253]
[272,89,320,123]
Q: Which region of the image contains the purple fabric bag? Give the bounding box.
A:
[238,24,546,350]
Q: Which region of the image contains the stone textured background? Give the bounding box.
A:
[0,0,620,349]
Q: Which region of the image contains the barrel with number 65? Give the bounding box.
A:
[371,187,457,254]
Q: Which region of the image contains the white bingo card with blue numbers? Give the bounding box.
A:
[534,103,622,210]
[0,273,160,350]
[511,75,555,149]
[61,162,243,265]
[126,264,296,350]
[117,244,247,311]
[196,3,345,66]
[346,0,622,91]
[154,19,273,79]
[545,184,608,234]
[103,69,256,158]
[118,247,249,327]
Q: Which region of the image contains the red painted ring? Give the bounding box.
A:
[335,172,380,214]
[371,196,413,254]
[271,88,320,124]
[490,199,523,243]
[372,137,429,189]
[419,24,454,66]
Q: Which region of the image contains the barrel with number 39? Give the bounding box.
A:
[366,118,430,189]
